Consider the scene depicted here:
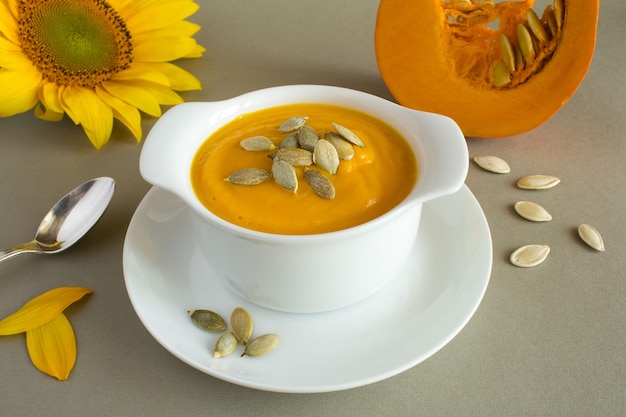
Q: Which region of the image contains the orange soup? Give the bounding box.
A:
[191,103,418,234]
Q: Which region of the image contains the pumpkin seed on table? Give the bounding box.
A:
[514,201,552,222]
[578,224,606,252]
[510,244,551,268]
[473,155,511,174]
[225,168,270,185]
[242,334,280,357]
[240,136,276,151]
[278,116,309,132]
[230,307,253,345]
[517,175,560,190]
[313,139,340,175]
[213,332,238,358]
[188,310,226,332]
[304,169,336,199]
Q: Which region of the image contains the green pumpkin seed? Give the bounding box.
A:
[213,332,238,358]
[188,310,226,332]
[225,168,271,185]
[240,136,276,151]
[304,169,336,199]
[242,334,280,357]
[230,307,253,345]
[313,139,340,175]
[278,116,308,132]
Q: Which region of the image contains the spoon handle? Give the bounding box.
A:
[0,241,41,264]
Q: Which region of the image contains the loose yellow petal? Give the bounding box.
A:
[0,287,92,335]
[26,313,77,380]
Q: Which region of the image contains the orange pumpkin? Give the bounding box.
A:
[375,0,599,138]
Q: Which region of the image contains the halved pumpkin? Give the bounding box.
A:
[375,0,599,138]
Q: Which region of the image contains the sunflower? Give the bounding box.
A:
[0,0,204,149]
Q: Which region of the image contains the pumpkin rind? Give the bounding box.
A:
[374,0,599,138]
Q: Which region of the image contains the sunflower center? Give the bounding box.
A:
[18,0,133,88]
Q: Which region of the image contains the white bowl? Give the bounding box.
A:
[140,85,468,313]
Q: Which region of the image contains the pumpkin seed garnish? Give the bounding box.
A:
[272,158,298,192]
[188,310,227,332]
[313,139,340,175]
[268,148,313,166]
[332,123,365,147]
[517,175,560,189]
[230,307,253,346]
[578,224,606,252]
[240,136,276,151]
[473,155,511,174]
[324,132,355,160]
[514,201,552,222]
[510,244,550,267]
[304,169,336,199]
[297,125,319,152]
[225,168,271,185]
[213,332,238,358]
[241,334,280,357]
[278,116,309,132]
[279,131,299,149]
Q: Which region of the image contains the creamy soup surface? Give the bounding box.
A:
[191,103,418,234]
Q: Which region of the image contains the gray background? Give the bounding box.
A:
[1,1,624,416]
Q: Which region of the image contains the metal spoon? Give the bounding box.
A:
[0,177,115,263]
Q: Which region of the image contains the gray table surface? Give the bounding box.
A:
[1,1,624,416]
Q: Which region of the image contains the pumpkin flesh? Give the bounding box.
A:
[375,0,599,138]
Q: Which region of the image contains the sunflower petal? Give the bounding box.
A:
[125,0,199,34]
[0,0,20,45]
[0,68,40,117]
[101,80,162,117]
[133,36,201,62]
[0,287,92,336]
[26,313,77,380]
[138,62,201,91]
[60,86,113,149]
[95,85,142,141]
[141,20,201,38]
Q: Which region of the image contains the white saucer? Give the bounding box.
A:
[123,185,492,393]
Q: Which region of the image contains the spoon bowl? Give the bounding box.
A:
[0,177,116,263]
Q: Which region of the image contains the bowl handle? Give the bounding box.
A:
[139,102,222,196]
[403,108,469,203]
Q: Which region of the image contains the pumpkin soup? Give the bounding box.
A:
[191,103,417,234]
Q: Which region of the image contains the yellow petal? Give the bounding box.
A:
[0,0,20,45]
[95,85,142,141]
[111,64,171,86]
[125,0,199,34]
[60,86,113,149]
[26,313,76,380]
[0,287,92,335]
[101,80,162,117]
[134,36,201,62]
[137,62,201,91]
[0,68,40,117]
[35,82,65,121]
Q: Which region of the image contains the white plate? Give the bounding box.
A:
[123,185,492,393]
